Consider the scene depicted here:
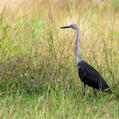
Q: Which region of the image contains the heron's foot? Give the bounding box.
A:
[93,88,98,97]
[83,91,85,98]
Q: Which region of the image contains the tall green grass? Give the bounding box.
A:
[0,0,119,118]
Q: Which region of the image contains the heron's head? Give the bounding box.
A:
[61,24,79,30]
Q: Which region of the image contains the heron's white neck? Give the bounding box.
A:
[75,28,83,65]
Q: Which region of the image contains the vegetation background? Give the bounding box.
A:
[0,0,119,118]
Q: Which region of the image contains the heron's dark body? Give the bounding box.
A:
[78,60,110,92]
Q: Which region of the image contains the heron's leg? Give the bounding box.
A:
[93,88,97,96]
[83,84,86,96]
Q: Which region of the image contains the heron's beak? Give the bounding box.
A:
[60,25,70,29]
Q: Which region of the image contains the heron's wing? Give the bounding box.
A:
[78,61,109,90]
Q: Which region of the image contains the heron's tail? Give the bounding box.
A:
[104,88,112,94]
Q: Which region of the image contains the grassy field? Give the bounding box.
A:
[0,0,119,118]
